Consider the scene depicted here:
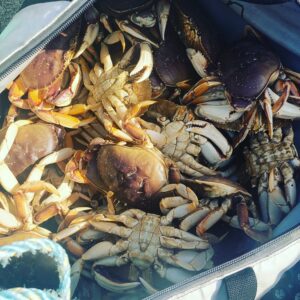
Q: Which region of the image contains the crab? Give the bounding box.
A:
[243,125,300,226]
[79,31,155,143]
[139,100,233,177]
[170,0,221,78]
[183,37,300,147]
[66,208,213,294]
[65,136,181,210]
[159,178,271,243]
[0,120,86,245]
[8,8,100,128]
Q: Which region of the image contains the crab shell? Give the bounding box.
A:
[87,144,179,210]
[154,27,198,87]
[98,0,154,17]
[16,8,99,102]
[1,123,65,176]
[20,22,81,96]
[219,39,281,109]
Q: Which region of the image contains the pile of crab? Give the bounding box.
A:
[1,0,300,298]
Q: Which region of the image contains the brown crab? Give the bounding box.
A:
[65,137,180,210]
[0,120,80,245]
[8,8,100,128]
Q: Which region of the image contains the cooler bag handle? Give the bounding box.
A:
[224,267,257,300]
[0,238,71,299]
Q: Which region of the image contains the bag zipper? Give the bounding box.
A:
[145,225,300,299]
[0,0,96,82]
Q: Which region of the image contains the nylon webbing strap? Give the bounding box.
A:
[224,267,257,300]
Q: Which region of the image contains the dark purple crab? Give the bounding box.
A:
[183,38,300,147]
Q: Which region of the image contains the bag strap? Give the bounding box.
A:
[224,267,257,300]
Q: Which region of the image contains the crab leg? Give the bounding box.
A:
[160,226,206,242]
[41,176,74,207]
[93,214,138,228]
[120,208,145,220]
[14,180,59,226]
[32,109,91,129]
[158,248,214,272]
[160,236,209,250]
[280,162,297,208]
[70,259,84,297]
[83,240,129,261]
[262,94,274,139]
[25,148,75,202]
[90,221,132,238]
[196,198,231,235]
[196,136,227,165]
[236,199,271,243]
[155,265,195,284]
[179,207,211,231]
[0,120,32,193]
[94,105,134,142]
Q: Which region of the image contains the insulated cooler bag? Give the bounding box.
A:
[1,1,300,299]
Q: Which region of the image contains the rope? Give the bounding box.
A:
[0,238,70,300]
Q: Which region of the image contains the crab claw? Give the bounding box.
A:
[74,7,100,58]
[130,42,154,83]
[92,257,140,293]
[115,19,159,48]
[186,48,209,78]
[156,0,171,41]
[186,119,233,163]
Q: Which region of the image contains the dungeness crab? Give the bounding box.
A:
[140,101,233,177]
[79,31,155,144]
[69,208,213,293]
[243,125,300,225]
[183,37,300,146]
[66,137,180,210]
[8,8,99,128]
